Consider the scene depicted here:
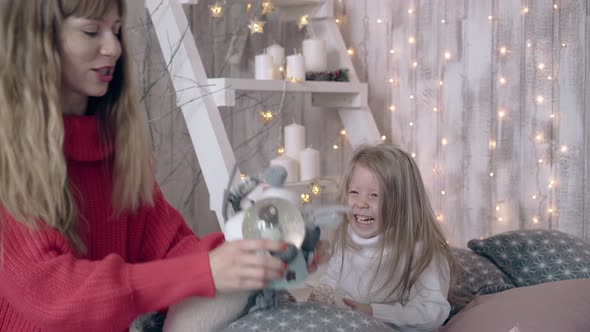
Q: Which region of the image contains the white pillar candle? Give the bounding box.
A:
[302,38,327,72]
[284,122,305,160]
[286,54,305,82]
[266,43,284,79]
[299,147,320,181]
[255,54,274,80]
[270,155,299,183]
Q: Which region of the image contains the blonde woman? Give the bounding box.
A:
[0,1,287,331]
[308,144,458,332]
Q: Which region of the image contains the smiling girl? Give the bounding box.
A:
[309,144,458,332]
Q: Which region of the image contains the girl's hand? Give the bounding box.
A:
[208,239,287,293]
[342,298,373,317]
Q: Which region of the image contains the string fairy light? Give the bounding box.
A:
[209,2,224,18]
[248,18,265,34]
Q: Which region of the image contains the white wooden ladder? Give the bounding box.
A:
[145,0,380,230]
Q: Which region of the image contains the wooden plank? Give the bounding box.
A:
[585,0,590,240]
[555,0,588,237]
[414,0,440,211]
[457,0,494,242]
[492,0,525,234]
[438,0,466,245]
[519,0,556,231]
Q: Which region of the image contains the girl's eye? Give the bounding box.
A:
[348,190,358,195]
[83,30,99,37]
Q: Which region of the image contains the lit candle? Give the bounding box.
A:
[266,43,284,79]
[255,54,274,80]
[270,155,298,183]
[302,38,327,72]
[286,54,305,82]
[284,122,305,160]
[299,147,320,181]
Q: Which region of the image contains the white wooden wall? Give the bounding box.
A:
[127,0,589,246]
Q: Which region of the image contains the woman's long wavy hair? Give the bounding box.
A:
[0,0,153,253]
[334,144,462,304]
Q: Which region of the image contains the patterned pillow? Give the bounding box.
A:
[448,248,515,317]
[221,302,394,332]
[468,229,590,287]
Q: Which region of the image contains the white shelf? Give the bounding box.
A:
[208,77,367,109]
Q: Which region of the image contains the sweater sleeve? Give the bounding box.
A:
[136,185,225,261]
[370,258,451,331]
[0,215,217,332]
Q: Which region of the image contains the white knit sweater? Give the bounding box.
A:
[319,231,451,332]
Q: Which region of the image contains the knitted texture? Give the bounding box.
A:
[0,116,225,332]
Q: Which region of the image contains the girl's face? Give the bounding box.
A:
[59,5,122,113]
[346,164,382,239]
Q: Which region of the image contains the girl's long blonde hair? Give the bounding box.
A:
[0,0,153,253]
[335,143,459,304]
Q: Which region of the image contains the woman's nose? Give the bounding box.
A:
[100,33,121,58]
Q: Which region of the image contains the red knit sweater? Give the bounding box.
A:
[0,116,225,332]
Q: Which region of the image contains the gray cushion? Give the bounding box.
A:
[448,248,515,317]
[467,229,590,287]
[221,302,394,332]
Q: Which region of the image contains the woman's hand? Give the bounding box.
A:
[208,239,286,293]
[342,298,373,316]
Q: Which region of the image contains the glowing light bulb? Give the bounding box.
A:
[411,153,416,158]
[496,205,500,211]
[409,122,414,127]
[536,134,544,141]
[489,140,497,149]
[441,19,446,23]
[335,18,341,24]
[560,145,568,152]
[441,190,446,195]
[433,107,438,112]
[532,194,537,200]
[347,48,354,55]
[554,4,558,9]
[333,144,339,150]
[240,173,246,180]
[444,51,451,60]
[311,184,321,195]
[408,9,414,14]
[488,15,493,20]
[277,147,285,155]
[441,138,448,146]
[340,129,346,136]
[536,95,544,104]
[408,36,416,44]
[439,80,444,86]
[389,105,396,111]
[499,77,506,85]
[498,110,506,118]
[500,46,508,55]
[376,18,383,23]
[381,135,387,141]
[532,216,539,223]
[410,95,414,100]
[489,172,494,177]
[390,49,395,54]
[412,61,418,68]
[538,159,544,164]
[521,7,529,14]
[538,63,545,70]
[389,78,395,83]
